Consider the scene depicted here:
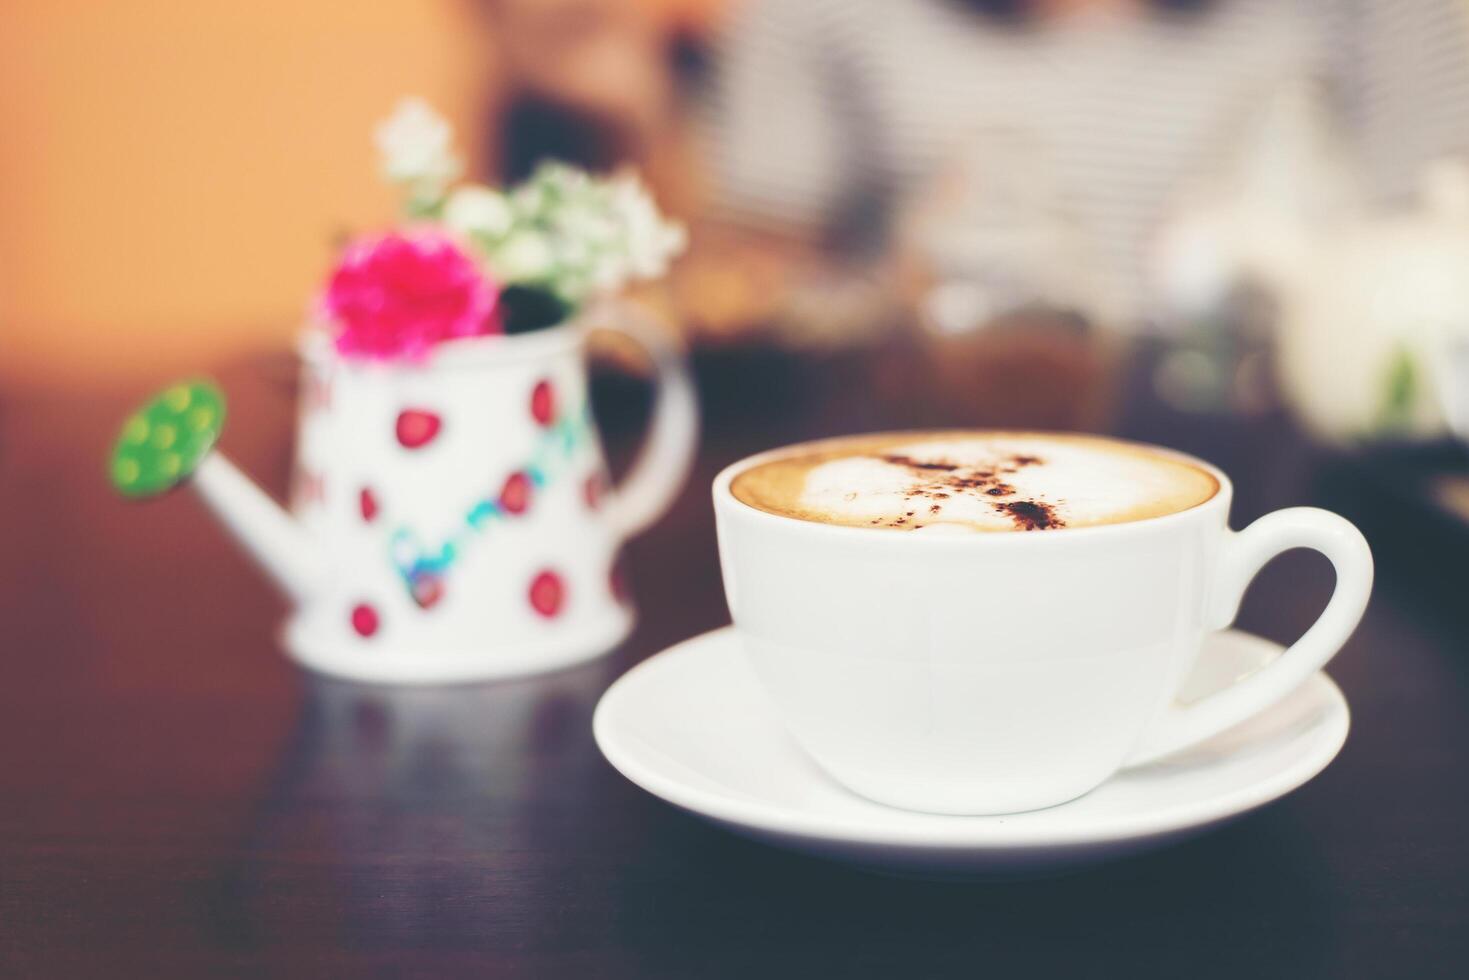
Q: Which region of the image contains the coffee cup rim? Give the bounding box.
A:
[713,430,1232,544]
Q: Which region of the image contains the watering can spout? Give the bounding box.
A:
[190,454,326,602]
[109,379,326,603]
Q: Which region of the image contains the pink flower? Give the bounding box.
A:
[322,231,499,360]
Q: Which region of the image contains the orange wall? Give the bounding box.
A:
[0,1,498,388]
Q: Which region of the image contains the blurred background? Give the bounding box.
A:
[0,0,712,387]
[7,0,1469,587]
[5,0,1469,444]
[9,0,1469,601]
[6,4,1469,972]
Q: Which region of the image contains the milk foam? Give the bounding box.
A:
[732,433,1218,532]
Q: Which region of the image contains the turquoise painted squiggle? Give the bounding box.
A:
[387,405,592,604]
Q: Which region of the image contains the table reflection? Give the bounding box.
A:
[212,656,623,952]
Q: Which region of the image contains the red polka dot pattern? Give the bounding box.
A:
[411,577,444,609]
[610,562,630,604]
[499,471,533,514]
[395,409,442,449]
[351,603,380,637]
[295,470,325,506]
[359,486,379,523]
[529,570,565,618]
[530,380,555,426]
[584,473,605,511]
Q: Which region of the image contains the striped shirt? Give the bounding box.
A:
[704,0,1469,322]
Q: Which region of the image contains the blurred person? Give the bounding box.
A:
[686,0,1469,344]
[479,0,715,200]
[473,0,721,364]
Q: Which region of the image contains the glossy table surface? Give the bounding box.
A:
[2,342,1467,978]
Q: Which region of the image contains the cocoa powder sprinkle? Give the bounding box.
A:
[868,449,1060,529]
[995,500,1062,531]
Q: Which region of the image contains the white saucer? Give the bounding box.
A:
[594,627,1349,877]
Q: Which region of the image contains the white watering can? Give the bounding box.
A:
[110,316,698,685]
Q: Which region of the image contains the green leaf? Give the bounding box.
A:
[1375,344,1419,434]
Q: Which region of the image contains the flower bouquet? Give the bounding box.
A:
[103,98,698,682]
[325,98,687,360]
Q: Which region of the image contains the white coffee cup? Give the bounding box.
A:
[713,439,1372,815]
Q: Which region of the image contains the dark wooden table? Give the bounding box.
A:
[3,342,1467,978]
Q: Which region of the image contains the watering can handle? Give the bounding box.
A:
[589,300,700,542]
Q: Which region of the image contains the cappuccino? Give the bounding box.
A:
[729,431,1218,532]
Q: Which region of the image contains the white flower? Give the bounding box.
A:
[608,175,686,281]
[492,230,556,282]
[587,249,630,292]
[443,185,514,240]
[556,236,592,270]
[474,162,683,299]
[374,97,461,189]
[557,209,619,259]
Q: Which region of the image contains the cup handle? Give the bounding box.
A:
[1125,507,1373,767]
[587,300,699,541]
